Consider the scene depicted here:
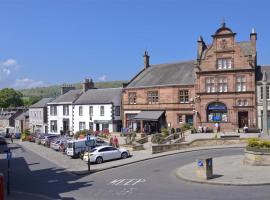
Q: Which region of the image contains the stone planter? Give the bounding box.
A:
[244,149,270,166]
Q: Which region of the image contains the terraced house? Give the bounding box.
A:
[123,22,258,132]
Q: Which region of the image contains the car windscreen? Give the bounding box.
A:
[90,148,97,153]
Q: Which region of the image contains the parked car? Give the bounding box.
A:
[51,137,72,151]
[35,134,45,144]
[0,136,7,145]
[66,136,108,158]
[83,145,130,164]
[14,132,21,139]
[44,135,59,147]
[40,135,58,146]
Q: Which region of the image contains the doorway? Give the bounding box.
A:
[63,119,69,134]
[185,115,194,125]
[96,123,100,131]
[238,111,248,128]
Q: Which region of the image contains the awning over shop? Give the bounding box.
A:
[133,111,164,121]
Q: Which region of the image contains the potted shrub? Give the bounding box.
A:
[21,129,30,142]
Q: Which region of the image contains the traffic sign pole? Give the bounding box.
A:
[6,149,12,196]
[86,134,91,173]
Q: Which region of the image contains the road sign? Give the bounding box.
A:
[6,152,12,160]
[86,134,91,142]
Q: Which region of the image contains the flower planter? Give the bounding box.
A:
[244,149,270,166]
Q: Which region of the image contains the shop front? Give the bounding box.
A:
[132,110,166,134]
[207,102,228,123]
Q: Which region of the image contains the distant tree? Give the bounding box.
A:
[23,96,42,106]
[0,88,23,108]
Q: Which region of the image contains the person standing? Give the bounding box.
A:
[109,136,114,147]
[10,133,13,143]
[113,136,119,148]
[215,122,220,133]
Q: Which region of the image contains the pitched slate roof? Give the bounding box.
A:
[49,90,82,104]
[202,41,254,59]
[126,61,195,88]
[0,111,16,120]
[256,65,270,83]
[74,88,122,105]
[29,98,54,108]
[15,111,29,120]
[238,41,254,56]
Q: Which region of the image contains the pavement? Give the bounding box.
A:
[14,139,247,175]
[11,132,259,176]
[176,155,270,186]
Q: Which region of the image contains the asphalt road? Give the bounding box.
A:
[1,142,270,200]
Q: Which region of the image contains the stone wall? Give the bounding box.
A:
[152,138,248,154]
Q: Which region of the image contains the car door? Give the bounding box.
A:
[107,147,121,159]
[98,147,112,161]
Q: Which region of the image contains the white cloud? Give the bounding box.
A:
[98,74,107,82]
[0,58,19,81]
[2,59,19,68]
[13,78,45,89]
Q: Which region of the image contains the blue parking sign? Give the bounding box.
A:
[6,152,12,160]
[86,134,91,142]
[198,160,203,167]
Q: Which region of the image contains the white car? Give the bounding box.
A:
[83,146,130,164]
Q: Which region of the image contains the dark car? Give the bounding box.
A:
[0,136,7,145]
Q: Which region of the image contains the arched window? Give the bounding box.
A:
[207,102,228,122]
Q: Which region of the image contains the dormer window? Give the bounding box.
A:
[217,58,232,69]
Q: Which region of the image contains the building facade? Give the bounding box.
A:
[47,90,82,135]
[15,111,29,133]
[73,88,122,133]
[256,66,270,130]
[29,98,54,133]
[123,22,258,132]
[123,53,196,133]
[194,22,257,131]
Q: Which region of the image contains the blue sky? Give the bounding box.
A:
[0,0,270,89]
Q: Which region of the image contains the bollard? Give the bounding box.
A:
[196,157,213,180]
[0,173,4,200]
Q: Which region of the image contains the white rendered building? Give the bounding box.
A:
[73,88,122,133]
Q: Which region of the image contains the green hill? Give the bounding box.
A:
[19,80,127,98]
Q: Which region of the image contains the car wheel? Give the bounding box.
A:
[121,152,128,159]
[96,156,103,164]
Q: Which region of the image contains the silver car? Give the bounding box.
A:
[83,145,130,164]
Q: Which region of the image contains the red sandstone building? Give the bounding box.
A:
[122,22,257,132]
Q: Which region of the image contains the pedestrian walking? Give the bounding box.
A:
[10,133,13,143]
[113,136,119,148]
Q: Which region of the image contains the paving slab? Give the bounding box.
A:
[176,155,270,186]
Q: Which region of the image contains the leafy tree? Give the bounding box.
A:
[22,96,42,106]
[0,88,23,108]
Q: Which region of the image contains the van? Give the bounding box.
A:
[66,137,106,158]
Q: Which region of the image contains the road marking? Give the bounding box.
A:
[109,178,146,186]
[123,179,136,185]
[131,178,146,185]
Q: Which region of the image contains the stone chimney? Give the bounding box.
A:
[197,35,206,61]
[143,50,150,69]
[82,78,94,92]
[250,27,257,53]
[61,84,76,95]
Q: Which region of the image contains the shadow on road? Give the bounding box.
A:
[0,145,93,200]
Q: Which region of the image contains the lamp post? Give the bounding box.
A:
[262,71,268,137]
